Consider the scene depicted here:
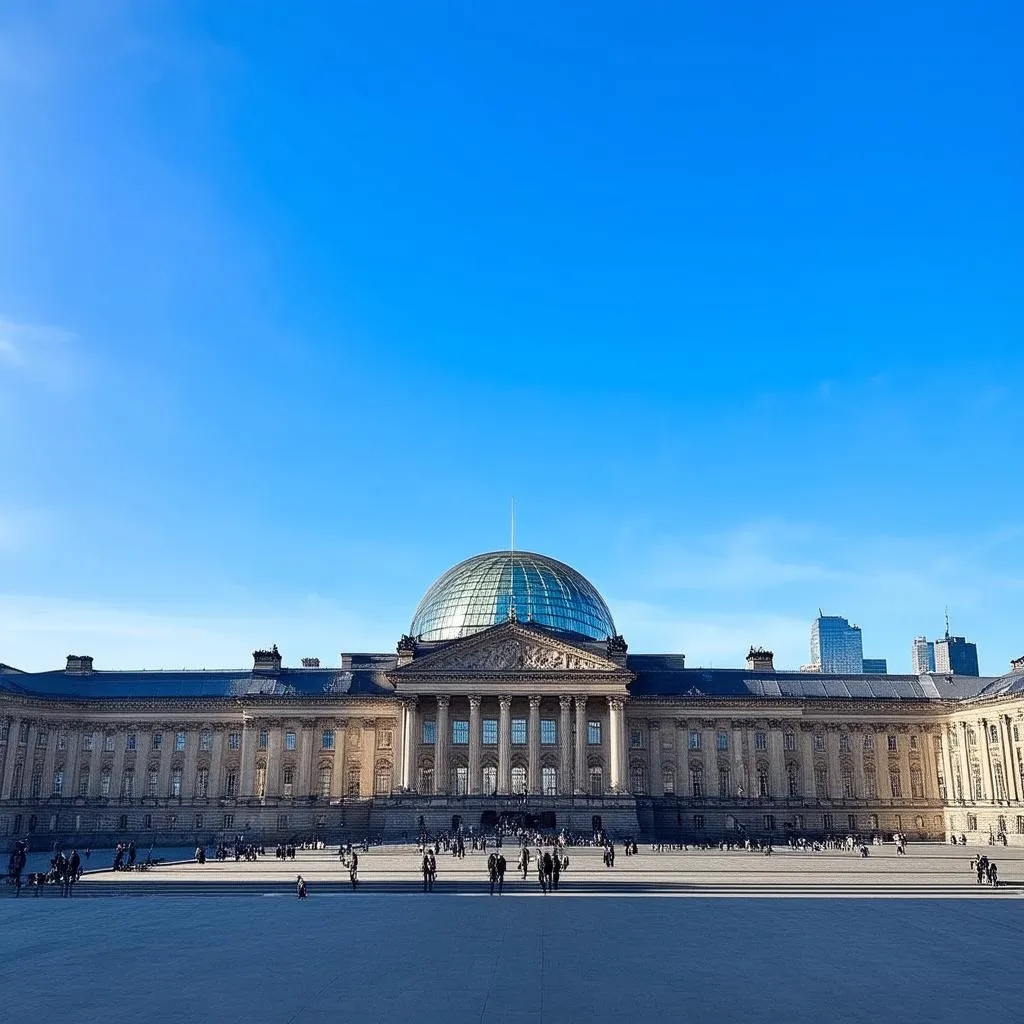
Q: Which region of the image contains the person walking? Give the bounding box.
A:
[349,850,359,890]
[520,846,530,881]
[296,875,308,899]
[537,855,548,894]
[988,861,998,887]
[551,851,561,891]
[496,852,506,895]
[543,850,554,891]
[488,852,498,895]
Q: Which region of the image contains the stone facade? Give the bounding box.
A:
[3,620,1024,850]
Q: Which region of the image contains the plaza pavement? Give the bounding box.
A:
[47,841,1024,898]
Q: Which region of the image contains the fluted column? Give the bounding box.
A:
[528,696,541,794]
[265,725,281,797]
[607,697,621,792]
[957,721,972,801]
[768,724,785,798]
[1002,716,1020,801]
[1,716,22,798]
[330,719,347,799]
[239,719,255,797]
[497,695,512,795]
[676,719,688,796]
[297,721,314,796]
[800,728,816,798]
[980,719,996,801]
[41,723,60,798]
[209,726,226,799]
[574,697,588,794]
[468,696,482,795]
[648,720,663,797]
[401,699,417,790]
[435,696,450,795]
[558,696,573,795]
[852,727,867,799]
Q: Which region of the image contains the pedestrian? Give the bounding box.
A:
[349,851,359,890]
[537,856,548,894]
[520,846,530,880]
[988,861,998,887]
[496,852,506,895]
[488,852,498,896]
[552,852,561,891]
[296,875,308,899]
[543,850,553,891]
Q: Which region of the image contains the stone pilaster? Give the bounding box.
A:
[468,696,482,796]
[498,695,512,795]
[574,697,588,794]
[528,696,541,794]
[435,696,450,795]
[558,696,573,796]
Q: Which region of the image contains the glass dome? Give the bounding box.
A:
[410,551,616,643]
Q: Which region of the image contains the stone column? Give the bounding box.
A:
[330,719,347,799]
[606,697,620,792]
[497,695,512,795]
[800,727,816,798]
[209,726,226,799]
[574,697,588,794]
[239,719,255,798]
[41,723,60,799]
[1,716,21,798]
[528,696,541,794]
[852,727,867,799]
[65,725,85,800]
[648,720,663,797]
[401,699,417,790]
[468,696,482,795]
[732,722,746,797]
[559,696,573,796]
[939,725,955,803]
[1001,715,1020,802]
[827,728,842,800]
[435,696,450,795]
[297,721,314,797]
[768,724,785,799]
[265,725,282,797]
[957,721,973,802]
[617,700,629,792]
[676,719,689,796]
[980,719,997,802]
[873,729,889,801]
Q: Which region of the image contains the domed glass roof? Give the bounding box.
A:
[410,551,616,643]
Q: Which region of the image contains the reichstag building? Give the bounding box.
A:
[2,551,1024,847]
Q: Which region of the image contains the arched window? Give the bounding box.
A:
[418,767,434,794]
[690,764,704,798]
[718,765,731,797]
[910,766,924,799]
[317,766,332,798]
[787,764,799,798]
[225,769,238,797]
[511,766,527,795]
[841,769,854,798]
[375,764,392,796]
[994,763,1006,801]
[757,767,770,798]
[971,763,983,800]
[282,766,294,798]
[889,769,902,797]
[194,768,208,799]
[631,763,647,795]
[482,765,497,796]
[254,764,267,798]
[51,770,64,797]
[542,766,557,796]
[121,770,135,799]
[346,767,361,797]
[662,767,676,794]
[588,766,603,797]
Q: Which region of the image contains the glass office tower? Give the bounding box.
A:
[810,615,864,674]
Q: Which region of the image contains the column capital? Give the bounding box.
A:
[437,695,450,711]
[528,695,542,710]
[559,695,573,711]
[499,694,513,710]
[574,695,587,711]
[468,695,482,710]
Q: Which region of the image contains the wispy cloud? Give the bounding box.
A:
[0,317,84,391]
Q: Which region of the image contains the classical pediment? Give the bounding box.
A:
[393,622,623,675]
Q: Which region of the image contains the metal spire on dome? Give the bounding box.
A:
[508,497,517,622]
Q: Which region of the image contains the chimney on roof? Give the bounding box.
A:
[396,635,416,668]
[253,645,282,673]
[1011,655,1024,674]
[746,647,775,672]
[340,653,353,672]
[301,657,321,668]
[65,654,94,674]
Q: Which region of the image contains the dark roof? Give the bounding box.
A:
[966,671,1024,701]
[627,655,995,701]
[0,654,397,700]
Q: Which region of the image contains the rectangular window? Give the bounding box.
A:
[223,813,234,829]
[78,772,90,797]
[82,733,94,752]
[763,814,775,831]
[52,770,63,797]
[588,766,602,797]
[57,730,67,751]
[865,774,877,798]
[175,731,186,752]
[755,732,767,751]
[588,721,602,745]
[967,813,977,831]
[151,732,162,751]
[813,734,826,752]
[511,719,527,745]
[716,732,729,751]
[258,729,269,750]
[452,720,469,745]
[693,815,705,830]
[422,720,436,745]
[542,766,557,796]
[225,770,237,797]
[863,734,874,752]
[148,771,159,797]
[888,735,898,753]
[482,719,498,745]
[37,731,48,748]
[318,766,331,798]
[842,770,854,798]
[19,722,29,743]
[1017,816,1024,835]
[100,772,111,797]
[282,766,294,797]
[890,770,902,798]
[200,730,212,751]
[277,814,289,829]
[126,732,137,751]
[171,770,182,797]
[228,731,240,751]
[629,728,644,750]
[1014,725,1020,743]
[662,769,675,794]
[910,735,918,750]
[195,768,209,798]
[814,766,828,798]
[822,813,834,831]
[285,731,297,751]
[541,720,557,745]
[784,732,795,752]
[321,730,334,750]
[143,813,152,829]
[839,733,850,752]
[688,731,701,750]
[482,765,497,796]
[104,734,115,753]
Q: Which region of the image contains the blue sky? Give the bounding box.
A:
[1,1,1021,673]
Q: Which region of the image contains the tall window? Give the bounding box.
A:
[784,732,796,752]
[255,765,267,798]
[52,770,63,797]
[787,765,799,798]
[541,720,557,745]
[104,734,116,753]
[690,765,704,797]
[888,735,898,753]
[863,734,874,753]
[588,721,602,745]
[971,763,983,800]
[631,764,647,795]
[864,772,877,798]
[482,720,498,745]
[994,763,1006,801]
[418,767,434,794]
[121,770,134,799]
[482,765,497,795]
[422,720,436,744]
[175,731,186,752]
[147,770,159,797]
[100,770,112,797]
[83,733,94,752]
[588,766,603,797]
[716,732,729,751]
[511,719,527,745]
[511,766,527,794]
[78,770,90,797]
[151,732,161,751]
[225,769,238,797]
[689,731,702,750]
[451,766,468,796]
[629,728,644,750]
[321,730,334,750]
[990,723,999,743]
[542,766,557,795]
[375,765,392,796]
[317,766,331,797]
[839,733,850,752]
[126,732,136,751]
[757,768,769,798]
[814,734,826,752]
[200,730,212,751]
[228,732,241,751]
[452,720,469,745]
[282,766,294,797]
[718,765,731,796]
[841,769,854,798]
[890,769,902,798]
[814,766,828,798]
[170,770,182,797]
[36,731,48,748]
[663,767,676,794]
[195,768,209,798]
[258,729,269,750]
[755,732,767,751]
[910,766,924,798]
[347,769,361,797]
[285,732,297,751]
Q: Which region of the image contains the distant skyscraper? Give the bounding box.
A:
[934,634,979,676]
[810,614,864,674]
[911,636,936,674]
[862,658,887,674]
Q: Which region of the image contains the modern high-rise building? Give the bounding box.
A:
[862,658,887,674]
[935,634,980,676]
[809,614,863,673]
[911,636,936,674]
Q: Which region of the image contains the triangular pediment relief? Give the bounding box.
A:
[395,622,622,675]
